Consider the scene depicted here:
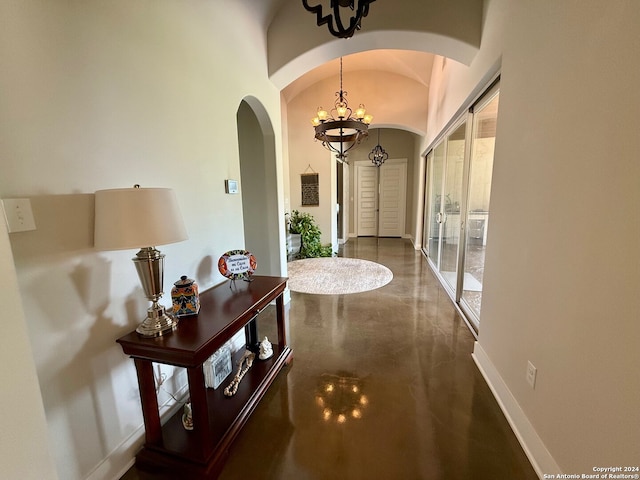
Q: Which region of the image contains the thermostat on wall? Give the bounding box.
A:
[225,179,239,194]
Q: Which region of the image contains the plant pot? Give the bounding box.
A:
[287,233,301,255]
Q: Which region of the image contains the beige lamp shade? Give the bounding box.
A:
[94,187,188,250]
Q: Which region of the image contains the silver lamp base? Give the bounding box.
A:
[132,247,177,338]
[136,303,178,338]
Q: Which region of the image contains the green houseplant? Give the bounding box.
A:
[288,210,334,258]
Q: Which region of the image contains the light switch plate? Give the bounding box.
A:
[526,360,537,389]
[2,198,36,232]
[225,179,239,194]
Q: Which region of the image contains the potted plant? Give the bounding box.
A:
[285,213,302,257]
[287,210,333,259]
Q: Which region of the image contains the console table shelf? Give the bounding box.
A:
[117,276,292,479]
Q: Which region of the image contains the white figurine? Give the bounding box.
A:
[182,402,193,430]
[259,336,273,360]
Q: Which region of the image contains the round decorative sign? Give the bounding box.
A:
[218,250,257,280]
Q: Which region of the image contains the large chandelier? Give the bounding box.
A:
[368,129,389,167]
[310,57,373,162]
[302,0,375,39]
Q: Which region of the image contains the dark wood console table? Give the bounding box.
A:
[117,276,292,479]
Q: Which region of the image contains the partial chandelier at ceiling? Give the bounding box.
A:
[310,57,373,162]
[302,0,375,39]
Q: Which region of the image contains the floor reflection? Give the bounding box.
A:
[315,372,368,424]
[123,238,537,480]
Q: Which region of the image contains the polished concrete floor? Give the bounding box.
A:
[122,238,538,480]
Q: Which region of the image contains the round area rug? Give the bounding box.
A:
[287,257,393,295]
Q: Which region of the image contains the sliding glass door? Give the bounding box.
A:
[423,145,445,268]
[422,81,500,330]
[460,88,499,321]
[440,121,467,293]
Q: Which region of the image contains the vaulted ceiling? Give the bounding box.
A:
[236,0,484,135]
[239,0,481,86]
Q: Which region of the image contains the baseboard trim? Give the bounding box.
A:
[85,424,143,480]
[86,384,190,480]
[472,342,559,479]
[283,287,291,305]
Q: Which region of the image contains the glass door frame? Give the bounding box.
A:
[422,147,445,270]
[457,81,500,326]
[422,116,470,298]
[441,117,472,299]
[421,77,500,334]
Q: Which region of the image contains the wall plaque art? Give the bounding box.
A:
[301,167,319,206]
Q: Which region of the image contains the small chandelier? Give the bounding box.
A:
[368,129,388,167]
[311,57,373,162]
[302,0,375,39]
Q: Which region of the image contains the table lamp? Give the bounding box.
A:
[94,185,188,337]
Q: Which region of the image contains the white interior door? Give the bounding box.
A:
[355,164,378,236]
[355,159,407,237]
[378,159,407,237]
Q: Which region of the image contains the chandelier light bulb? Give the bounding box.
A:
[311,117,320,126]
[355,104,366,119]
[363,114,373,125]
[317,107,328,121]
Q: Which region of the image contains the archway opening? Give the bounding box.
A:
[237,98,281,276]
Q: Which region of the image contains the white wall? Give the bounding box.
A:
[3,0,639,478]
[479,0,640,473]
[423,0,506,149]
[0,1,283,479]
[0,207,58,480]
[426,0,640,475]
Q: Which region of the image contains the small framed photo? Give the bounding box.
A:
[225,179,239,194]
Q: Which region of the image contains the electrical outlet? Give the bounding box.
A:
[1,198,36,233]
[526,361,537,389]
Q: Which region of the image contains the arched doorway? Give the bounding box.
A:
[236,98,282,276]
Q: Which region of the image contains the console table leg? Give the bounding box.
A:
[244,316,259,353]
[276,293,287,350]
[134,358,162,445]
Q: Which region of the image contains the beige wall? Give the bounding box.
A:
[0,209,58,479]
[268,0,484,87]
[286,71,428,246]
[2,0,639,478]
[413,0,640,474]
[476,0,640,473]
[0,1,283,479]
